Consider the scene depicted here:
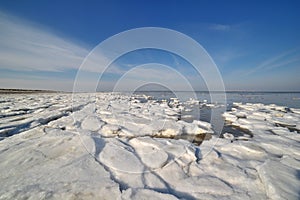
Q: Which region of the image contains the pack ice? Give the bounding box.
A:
[0,93,299,199]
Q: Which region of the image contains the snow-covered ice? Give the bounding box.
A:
[0,93,299,199]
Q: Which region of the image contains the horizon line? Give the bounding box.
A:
[1,88,300,94]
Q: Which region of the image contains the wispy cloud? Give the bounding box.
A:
[2,12,198,91]
[0,11,90,72]
[0,11,125,91]
[209,24,231,31]
[244,49,300,76]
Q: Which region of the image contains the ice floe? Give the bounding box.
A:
[0,94,299,199]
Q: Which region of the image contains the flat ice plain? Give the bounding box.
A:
[0,93,299,199]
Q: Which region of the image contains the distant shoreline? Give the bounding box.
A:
[0,88,59,94]
[1,88,300,94]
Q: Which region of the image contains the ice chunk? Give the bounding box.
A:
[192,120,213,131]
[81,115,105,131]
[222,112,238,123]
[99,139,143,173]
[129,138,168,169]
[258,159,300,200]
[0,128,121,199]
[223,132,234,141]
[99,139,145,188]
[100,124,120,137]
[291,108,300,114]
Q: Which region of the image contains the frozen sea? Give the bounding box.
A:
[0,91,299,199]
[135,91,300,133]
[135,91,300,108]
[135,91,300,106]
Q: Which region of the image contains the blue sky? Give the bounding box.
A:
[0,0,300,91]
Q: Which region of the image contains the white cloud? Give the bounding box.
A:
[0,11,90,72]
[0,13,225,92]
[0,11,123,91]
[244,49,300,76]
[209,24,231,31]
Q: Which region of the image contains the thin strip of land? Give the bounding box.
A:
[0,88,58,94]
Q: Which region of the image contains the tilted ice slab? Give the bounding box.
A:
[222,102,300,199]
[0,94,89,138]
[0,93,299,199]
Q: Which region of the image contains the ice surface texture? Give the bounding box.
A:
[0,93,299,199]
